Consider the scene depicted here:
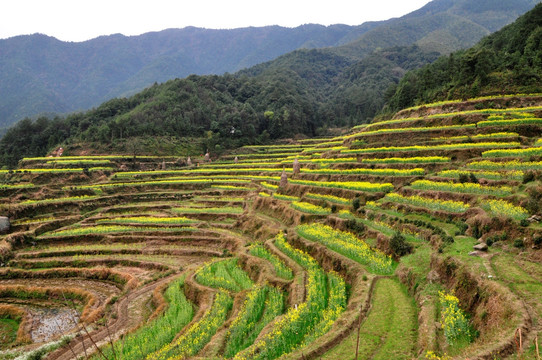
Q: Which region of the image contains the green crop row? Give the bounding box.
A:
[20,195,98,205]
[147,290,233,360]
[360,156,450,164]
[410,179,513,196]
[297,223,393,274]
[437,169,524,181]
[477,118,542,127]
[273,193,300,201]
[482,147,542,158]
[172,206,244,214]
[224,285,284,358]
[96,216,196,225]
[38,225,196,238]
[248,245,293,280]
[290,201,331,215]
[289,179,394,193]
[434,132,519,141]
[95,277,194,360]
[235,234,346,360]
[0,183,34,190]
[480,199,529,221]
[300,167,425,176]
[342,142,520,154]
[0,167,113,174]
[468,159,542,171]
[383,193,470,213]
[195,258,253,292]
[305,192,350,205]
[366,105,542,130]
[352,124,475,138]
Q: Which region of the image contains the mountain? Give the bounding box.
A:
[334,0,540,59]
[0,0,539,130]
[385,2,542,111]
[0,24,379,129]
[2,1,542,168]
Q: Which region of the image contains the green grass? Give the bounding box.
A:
[172,206,244,214]
[321,278,417,360]
[249,245,293,280]
[93,277,194,360]
[146,290,233,360]
[38,225,197,238]
[0,318,19,349]
[223,285,284,358]
[195,258,254,292]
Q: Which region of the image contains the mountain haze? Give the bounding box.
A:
[0,0,539,129]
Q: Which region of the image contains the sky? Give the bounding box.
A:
[0,0,433,42]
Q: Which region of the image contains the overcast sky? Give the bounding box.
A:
[0,0,433,42]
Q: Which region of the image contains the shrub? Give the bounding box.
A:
[523,171,536,184]
[352,197,361,211]
[513,239,525,248]
[389,232,413,257]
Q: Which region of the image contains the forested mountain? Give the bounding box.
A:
[386,2,542,110]
[1,0,541,167]
[0,0,539,130]
[0,24,378,129]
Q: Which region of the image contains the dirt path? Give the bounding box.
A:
[46,273,179,360]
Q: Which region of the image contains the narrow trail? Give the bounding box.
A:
[46,274,178,360]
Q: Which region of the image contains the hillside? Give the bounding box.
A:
[1,94,541,359]
[1,0,539,130]
[2,1,542,169]
[386,1,542,111]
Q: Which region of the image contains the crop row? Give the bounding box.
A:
[96,277,194,360]
[38,225,197,238]
[0,183,34,190]
[22,155,172,162]
[383,193,470,213]
[468,160,542,171]
[300,167,425,176]
[342,142,520,154]
[305,192,350,205]
[482,147,542,158]
[436,169,524,181]
[224,284,284,358]
[273,193,300,201]
[248,245,293,280]
[366,105,542,130]
[480,199,529,221]
[290,201,331,215]
[46,159,111,165]
[195,258,254,292]
[401,93,542,111]
[477,118,542,127]
[172,206,244,214]
[297,223,393,274]
[0,167,113,174]
[20,195,98,205]
[288,179,394,192]
[353,124,476,138]
[439,291,473,346]
[235,233,346,360]
[410,179,513,196]
[434,132,519,142]
[68,177,251,190]
[96,216,197,225]
[360,156,450,164]
[147,290,233,360]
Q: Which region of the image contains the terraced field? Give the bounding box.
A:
[1,94,542,359]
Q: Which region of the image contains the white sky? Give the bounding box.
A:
[0,0,433,42]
